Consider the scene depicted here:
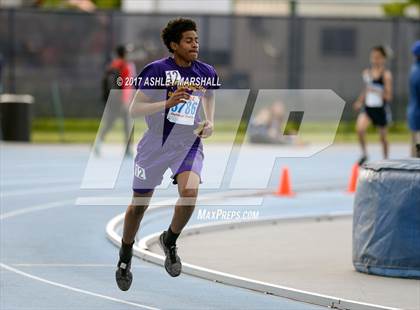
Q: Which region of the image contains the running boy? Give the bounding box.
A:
[353,46,393,165]
[115,18,220,291]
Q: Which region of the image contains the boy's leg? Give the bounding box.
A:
[116,190,154,291]
[159,171,200,277]
[378,127,389,159]
[411,132,416,157]
[96,101,120,154]
[356,113,370,164]
[123,190,154,244]
[170,171,200,233]
[412,131,420,158]
[416,132,420,158]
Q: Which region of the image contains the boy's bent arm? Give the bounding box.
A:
[383,71,393,102]
[129,90,166,117]
[129,87,191,117]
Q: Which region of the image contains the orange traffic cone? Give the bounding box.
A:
[347,164,359,193]
[276,167,294,197]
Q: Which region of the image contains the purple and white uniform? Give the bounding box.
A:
[133,56,219,193]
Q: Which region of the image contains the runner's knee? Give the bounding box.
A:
[357,127,366,135]
[128,204,148,217]
[179,188,198,198]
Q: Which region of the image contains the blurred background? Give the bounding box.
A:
[0,0,419,143]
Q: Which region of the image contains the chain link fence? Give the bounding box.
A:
[0,9,419,120]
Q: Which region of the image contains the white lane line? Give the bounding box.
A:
[0,263,159,310]
[1,186,79,198]
[11,264,149,268]
[0,200,159,310]
[0,200,74,220]
[1,178,80,187]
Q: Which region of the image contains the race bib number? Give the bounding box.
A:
[366,85,384,107]
[167,95,200,125]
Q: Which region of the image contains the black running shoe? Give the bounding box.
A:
[358,155,368,166]
[115,260,132,291]
[159,232,182,277]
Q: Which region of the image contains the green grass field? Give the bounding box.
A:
[31,118,411,144]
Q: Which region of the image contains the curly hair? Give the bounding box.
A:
[161,18,197,53]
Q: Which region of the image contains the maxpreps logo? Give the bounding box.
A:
[197,209,260,221]
[81,89,346,192]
